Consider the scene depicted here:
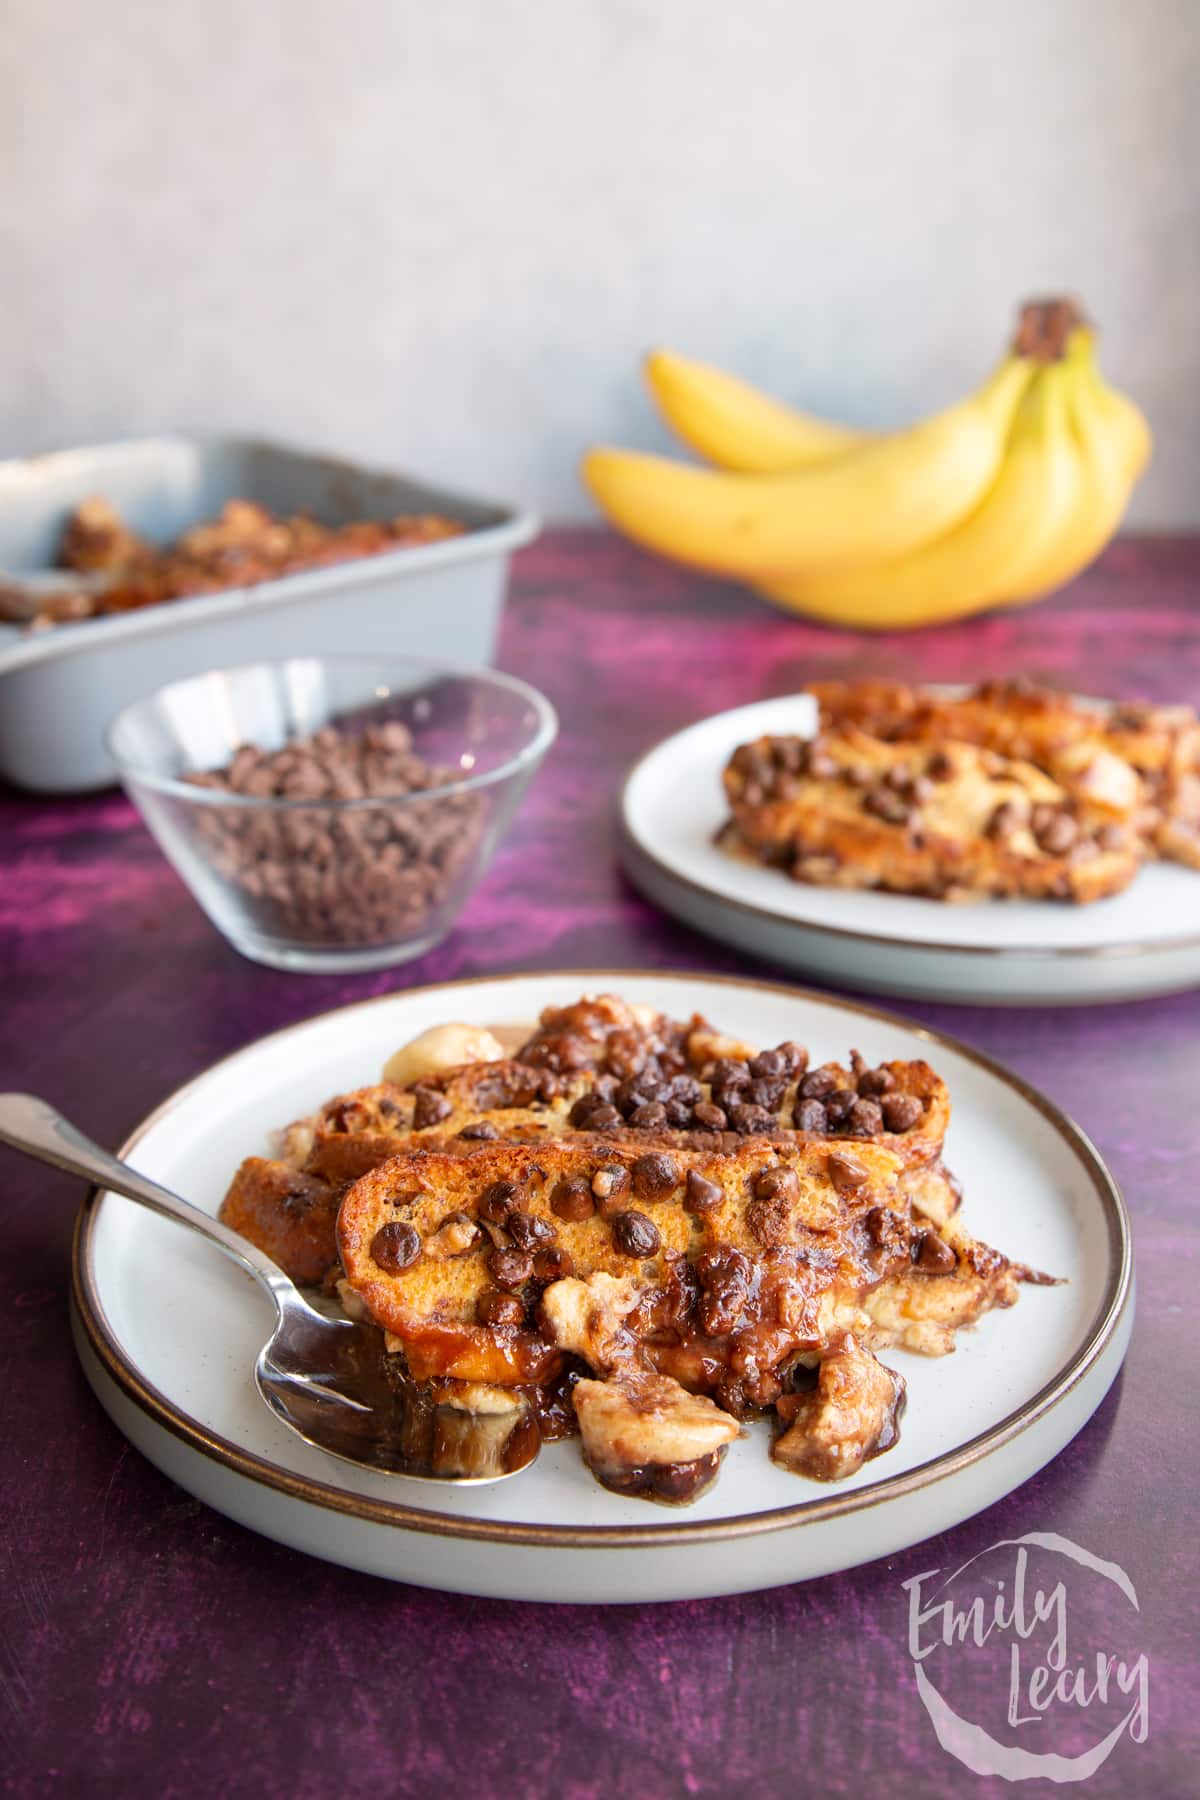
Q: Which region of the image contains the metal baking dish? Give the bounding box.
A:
[0,436,539,792]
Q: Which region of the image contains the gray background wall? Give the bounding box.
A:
[2,0,1196,525]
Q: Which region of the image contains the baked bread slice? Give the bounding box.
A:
[723,726,1140,903]
[812,676,1200,866]
[220,1009,958,1285]
[335,1134,1034,1495]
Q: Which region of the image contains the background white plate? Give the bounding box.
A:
[618,696,1200,1005]
[74,971,1131,1603]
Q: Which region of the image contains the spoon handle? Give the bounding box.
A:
[0,1092,294,1301]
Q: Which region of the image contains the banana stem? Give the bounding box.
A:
[1012,297,1089,362]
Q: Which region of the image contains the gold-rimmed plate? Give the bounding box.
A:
[72,970,1131,1602]
[618,696,1200,1005]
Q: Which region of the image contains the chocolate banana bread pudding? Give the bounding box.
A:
[721,677,1200,902]
[220,993,1054,1502]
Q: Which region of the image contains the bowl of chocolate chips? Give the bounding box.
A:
[106,656,557,970]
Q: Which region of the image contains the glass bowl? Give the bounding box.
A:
[106,656,557,972]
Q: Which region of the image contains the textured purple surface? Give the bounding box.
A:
[2,529,1198,1798]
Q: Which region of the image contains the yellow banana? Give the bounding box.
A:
[644,348,868,472]
[582,354,1032,580]
[1070,329,1151,486]
[992,337,1142,606]
[757,363,1083,630]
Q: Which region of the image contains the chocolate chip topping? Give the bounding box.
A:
[692,1101,728,1130]
[753,1165,800,1205]
[533,1246,574,1283]
[684,1169,723,1214]
[912,1231,957,1274]
[827,1151,869,1196]
[412,1086,453,1129]
[794,1097,829,1133]
[550,1177,595,1222]
[591,1165,632,1212]
[457,1120,500,1140]
[880,1092,924,1133]
[863,785,912,825]
[479,1179,522,1225]
[800,1067,838,1100]
[631,1152,680,1201]
[846,1097,884,1136]
[370,1220,420,1274]
[477,1290,524,1327]
[1032,807,1079,855]
[611,1210,661,1258]
[508,1212,556,1251]
[488,1247,534,1290]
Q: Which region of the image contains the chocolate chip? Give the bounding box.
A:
[986,800,1023,840]
[612,1210,661,1258]
[1034,809,1078,855]
[684,1169,723,1214]
[863,786,912,825]
[710,1059,751,1092]
[488,1247,534,1290]
[631,1152,679,1201]
[477,1290,525,1327]
[748,1048,787,1078]
[412,1087,452,1129]
[881,1093,924,1133]
[913,1231,957,1274]
[794,1098,829,1132]
[628,1101,668,1129]
[753,1165,799,1205]
[823,1087,857,1124]
[370,1221,420,1274]
[692,1101,727,1130]
[479,1180,522,1225]
[800,1067,838,1100]
[533,1246,573,1283]
[664,1098,694,1128]
[856,1065,895,1096]
[458,1120,499,1140]
[776,1041,809,1076]
[747,1076,787,1111]
[846,1098,884,1136]
[550,1177,595,1222]
[508,1212,556,1250]
[591,1165,632,1213]
[827,1151,869,1196]
[669,1076,703,1105]
[926,750,954,781]
[727,1103,775,1135]
[569,1095,621,1130]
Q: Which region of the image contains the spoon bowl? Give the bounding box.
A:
[0,1093,540,1486]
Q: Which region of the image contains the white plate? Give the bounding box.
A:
[618,696,1200,1005]
[73,971,1131,1603]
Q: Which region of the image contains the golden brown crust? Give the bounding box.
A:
[219,1157,339,1288]
[724,727,1140,903]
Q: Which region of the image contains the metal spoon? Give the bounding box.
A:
[0,1094,540,1485]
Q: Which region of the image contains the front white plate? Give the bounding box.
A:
[618,696,1200,1005]
[74,971,1131,1602]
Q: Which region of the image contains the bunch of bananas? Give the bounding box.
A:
[581,299,1151,631]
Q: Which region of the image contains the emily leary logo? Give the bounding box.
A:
[901,1532,1149,1783]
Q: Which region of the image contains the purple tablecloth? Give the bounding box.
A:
[3,530,1198,1798]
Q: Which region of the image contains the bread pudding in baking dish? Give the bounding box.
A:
[220,993,1053,1503]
